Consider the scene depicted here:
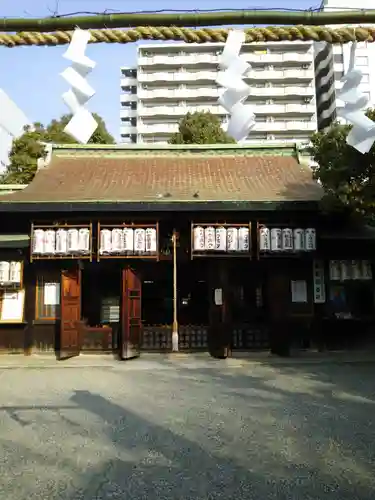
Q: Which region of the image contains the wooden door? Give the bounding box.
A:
[59,267,81,360]
[120,267,142,359]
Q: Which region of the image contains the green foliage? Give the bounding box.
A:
[169,111,236,145]
[309,108,375,221]
[1,113,115,185]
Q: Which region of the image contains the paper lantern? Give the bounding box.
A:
[259,226,270,252]
[193,226,205,252]
[340,260,350,281]
[99,229,111,255]
[238,226,250,252]
[204,227,215,251]
[32,229,45,254]
[270,228,282,252]
[44,230,56,254]
[329,260,341,281]
[351,260,362,280]
[0,261,10,283]
[56,229,68,254]
[215,227,227,252]
[361,260,372,280]
[134,228,146,253]
[67,229,79,253]
[123,228,134,254]
[9,261,21,283]
[282,228,293,251]
[227,227,238,252]
[78,228,90,254]
[145,228,157,253]
[293,228,305,252]
[304,228,316,251]
[111,228,123,253]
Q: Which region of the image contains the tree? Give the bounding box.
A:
[1,113,115,185]
[169,111,236,145]
[309,108,375,221]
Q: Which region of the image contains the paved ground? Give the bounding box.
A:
[0,356,375,499]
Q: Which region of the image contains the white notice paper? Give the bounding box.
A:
[214,288,223,306]
[44,283,60,306]
[291,280,307,303]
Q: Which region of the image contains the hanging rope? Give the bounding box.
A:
[1,25,375,48]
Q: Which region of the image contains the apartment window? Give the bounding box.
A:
[356,56,368,67]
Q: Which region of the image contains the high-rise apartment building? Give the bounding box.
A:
[315,0,375,129]
[120,41,318,144]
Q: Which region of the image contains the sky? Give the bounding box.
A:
[0,0,319,142]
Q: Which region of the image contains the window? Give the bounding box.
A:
[35,273,60,320]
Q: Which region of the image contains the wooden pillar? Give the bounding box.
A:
[208,261,231,358]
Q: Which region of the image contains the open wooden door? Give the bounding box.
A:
[120,267,142,360]
[58,266,81,360]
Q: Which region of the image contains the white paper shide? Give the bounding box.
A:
[61,28,98,143]
[216,30,255,141]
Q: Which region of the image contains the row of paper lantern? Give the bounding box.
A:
[259,227,316,252]
[329,260,372,281]
[99,228,157,254]
[0,261,22,284]
[32,228,91,255]
[193,226,250,252]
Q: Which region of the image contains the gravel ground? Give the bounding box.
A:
[0,358,374,499]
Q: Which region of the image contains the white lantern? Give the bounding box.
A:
[329,260,341,281]
[111,228,123,253]
[32,229,45,254]
[193,226,205,252]
[78,228,90,254]
[9,261,22,283]
[259,226,270,252]
[304,228,316,251]
[293,228,305,252]
[361,260,372,280]
[204,227,215,251]
[270,228,282,252]
[0,261,10,283]
[44,230,56,254]
[145,228,157,253]
[55,229,68,254]
[227,227,238,252]
[123,228,134,254]
[99,229,112,255]
[351,260,362,280]
[215,227,227,252]
[238,227,250,252]
[67,229,79,253]
[340,260,350,281]
[134,228,146,253]
[282,228,293,251]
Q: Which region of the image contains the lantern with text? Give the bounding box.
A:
[0,260,23,289]
[257,224,317,257]
[30,223,93,261]
[191,223,252,259]
[97,223,159,260]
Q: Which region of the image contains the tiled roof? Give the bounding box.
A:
[0,145,323,205]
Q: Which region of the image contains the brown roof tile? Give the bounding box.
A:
[0,153,322,204]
